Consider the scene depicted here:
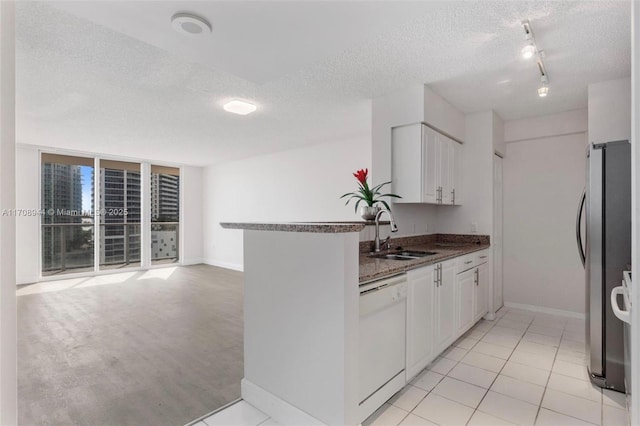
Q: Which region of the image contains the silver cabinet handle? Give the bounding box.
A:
[474,268,479,285]
[464,260,473,264]
[451,188,455,204]
[479,256,487,259]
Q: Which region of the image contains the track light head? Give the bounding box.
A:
[521,44,536,59]
[538,85,549,97]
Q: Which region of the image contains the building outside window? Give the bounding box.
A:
[41,154,94,275]
[151,166,180,264]
[99,160,141,269]
[41,154,180,275]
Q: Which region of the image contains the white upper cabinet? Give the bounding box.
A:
[422,127,438,203]
[392,123,461,205]
[449,137,461,205]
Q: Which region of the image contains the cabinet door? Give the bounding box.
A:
[406,265,436,380]
[391,124,423,203]
[422,126,438,203]
[475,262,489,321]
[456,268,475,335]
[436,134,451,204]
[435,260,456,353]
[450,139,461,205]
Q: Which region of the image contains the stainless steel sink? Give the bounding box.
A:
[371,254,415,261]
[395,251,437,257]
[370,251,438,261]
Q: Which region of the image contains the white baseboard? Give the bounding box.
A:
[504,301,586,319]
[17,275,40,286]
[241,379,325,426]
[181,258,204,266]
[203,258,244,272]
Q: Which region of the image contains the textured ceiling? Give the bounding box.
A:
[16,1,630,166]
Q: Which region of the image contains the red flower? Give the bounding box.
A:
[353,168,368,186]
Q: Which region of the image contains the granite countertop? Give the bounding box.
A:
[359,234,490,283]
[220,221,388,233]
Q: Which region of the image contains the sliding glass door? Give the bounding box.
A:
[99,160,142,270]
[41,153,181,276]
[151,165,179,264]
[41,154,95,275]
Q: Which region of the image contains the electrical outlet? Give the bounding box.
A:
[471,222,478,233]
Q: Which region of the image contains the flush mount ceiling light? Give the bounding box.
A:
[171,13,212,36]
[223,100,257,115]
[521,19,551,98]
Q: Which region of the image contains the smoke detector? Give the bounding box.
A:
[171,13,212,36]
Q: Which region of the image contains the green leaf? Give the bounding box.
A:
[354,198,363,213]
[344,195,364,206]
[378,200,391,211]
[377,193,402,198]
[371,181,392,193]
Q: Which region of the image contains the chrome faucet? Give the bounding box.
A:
[374,208,399,252]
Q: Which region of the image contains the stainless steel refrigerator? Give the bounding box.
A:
[576,140,631,392]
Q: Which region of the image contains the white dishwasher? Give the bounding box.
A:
[359,274,407,404]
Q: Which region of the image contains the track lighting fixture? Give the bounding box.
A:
[538,85,549,97]
[537,74,549,97]
[521,20,550,98]
[521,44,536,59]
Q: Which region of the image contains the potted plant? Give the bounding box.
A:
[340,168,401,220]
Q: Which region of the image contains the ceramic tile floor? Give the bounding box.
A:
[194,307,629,426]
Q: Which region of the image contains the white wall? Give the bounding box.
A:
[371,83,424,186]
[181,166,204,265]
[203,136,371,270]
[15,145,39,284]
[505,109,588,143]
[493,111,505,157]
[423,85,465,142]
[502,111,588,314]
[437,111,496,236]
[0,1,17,422]
[588,78,632,145]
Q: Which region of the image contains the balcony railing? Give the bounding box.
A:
[41,221,180,275]
[151,222,179,264]
[100,223,141,268]
[42,223,94,275]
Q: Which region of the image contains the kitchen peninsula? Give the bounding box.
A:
[221,221,491,426]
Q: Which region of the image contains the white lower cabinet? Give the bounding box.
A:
[405,265,436,380]
[475,260,489,321]
[435,260,456,354]
[456,267,475,336]
[405,250,492,382]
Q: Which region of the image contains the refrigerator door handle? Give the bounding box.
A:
[576,188,586,266]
